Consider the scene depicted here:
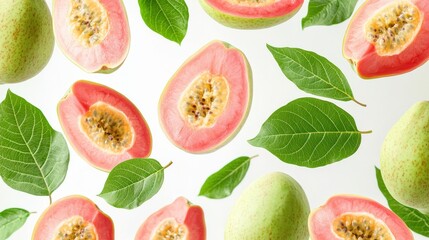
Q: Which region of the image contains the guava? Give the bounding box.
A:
[32,195,114,240]
[199,0,303,29]
[309,195,413,240]
[0,0,54,84]
[135,197,206,240]
[224,172,310,240]
[52,0,130,73]
[158,40,252,153]
[343,0,429,78]
[57,80,152,172]
[380,101,429,214]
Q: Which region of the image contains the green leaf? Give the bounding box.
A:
[99,159,170,209]
[302,0,358,28]
[0,208,30,240]
[375,167,429,237]
[248,97,370,168]
[199,156,255,199]
[0,90,69,202]
[138,0,189,44]
[267,45,365,107]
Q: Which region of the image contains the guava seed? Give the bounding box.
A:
[152,218,188,240]
[80,102,134,154]
[364,1,421,56]
[332,213,394,240]
[69,0,109,47]
[179,71,229,128]
[53,216,97,240]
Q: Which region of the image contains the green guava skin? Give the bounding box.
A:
[380,101,429,215]
[225,172,310,240]
[199,0,302,29]
[0,0,54,84]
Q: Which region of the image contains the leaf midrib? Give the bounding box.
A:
[10,97,51,196]
[202,158,249,195]
[101,163,163,195]
[254,130,361,140]
[307,0,340,24]
[273,47,353,100]
[151,0,185,42]
[0,211,27,232]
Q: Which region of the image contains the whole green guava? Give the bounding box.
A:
[0,0,54,84]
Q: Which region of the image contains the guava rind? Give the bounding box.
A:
[57,80,152,172]
[135,197,206,240]
[32,195,114,240]
[52,0,130,73]
[343,0,429,79]
[0,0,54,84]
[158,40,252,153]
[225,172,310,240]
[309,195,413,240]
[199,0,303,29]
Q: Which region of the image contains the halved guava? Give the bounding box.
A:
[199,0,303,29]
[309,195,414,240]
[53,0,130,73]
[58,80,152,172]
[158,40,252,153]
[343,0,429,78]
[32,195,114,240]
[135,197,206,240]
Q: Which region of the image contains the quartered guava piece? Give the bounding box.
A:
[135,197,206,240]
[343,0,429,78]
[309,195,414,240]
[32,195,114,240]
[58,80,152,171]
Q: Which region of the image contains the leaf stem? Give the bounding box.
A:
[163,161,173,169]
[353,98,367,107]
[360,130,373,134]
[249,155,259,160]
[48,195,52,205]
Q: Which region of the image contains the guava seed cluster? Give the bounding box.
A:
[226,0,276,7]
[179,72,229,128]
[332,213,393,240]
[81,102,134,153]
[53,216,97,240]
[69,0,109,47]
[365,1,421,56]
[152,218,188,240]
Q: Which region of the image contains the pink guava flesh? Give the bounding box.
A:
[53,0,130,72]
[135,197,206,240]
[159,41,251,153]
[343,0,429,78]
[204,0,303,18]
[309,195,414,240]
[58,80,152,171]
[32,195,114,240]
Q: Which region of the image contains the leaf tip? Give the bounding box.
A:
[301,18,307,30]
[266,43,275,51]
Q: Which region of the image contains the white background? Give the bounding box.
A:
[1,0,428,239]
